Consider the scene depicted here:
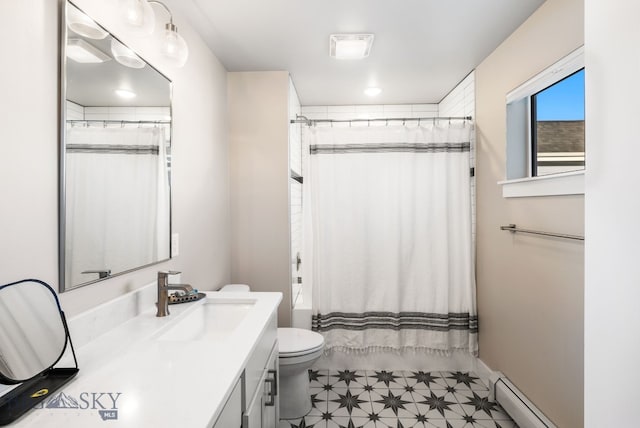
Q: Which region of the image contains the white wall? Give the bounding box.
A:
[439,72,476,118]
[584,0,640,425]
[0,0,230,316]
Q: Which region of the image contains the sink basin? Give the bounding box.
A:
[157,299,255,342]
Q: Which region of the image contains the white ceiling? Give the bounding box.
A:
[169,0,545,105]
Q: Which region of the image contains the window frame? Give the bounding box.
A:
[500,46,585,198]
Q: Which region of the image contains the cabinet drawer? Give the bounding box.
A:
[243,313,277,408]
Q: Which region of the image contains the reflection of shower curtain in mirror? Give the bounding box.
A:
[65,127,170,286]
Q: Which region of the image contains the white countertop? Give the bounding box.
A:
[10,290,282,427]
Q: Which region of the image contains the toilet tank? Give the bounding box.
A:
[220,284,251,293]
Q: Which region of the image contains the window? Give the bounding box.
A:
[531,69,585,176]
[501,47,585,197]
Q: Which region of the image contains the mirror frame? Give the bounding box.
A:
[0,279,70,384]
[58,0,173,293]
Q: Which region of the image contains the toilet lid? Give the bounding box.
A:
[278,328,324,357]
[220,284,250,292]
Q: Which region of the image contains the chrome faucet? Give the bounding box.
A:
[156,270,194,317]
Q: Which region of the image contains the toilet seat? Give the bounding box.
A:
[278,328,324,358]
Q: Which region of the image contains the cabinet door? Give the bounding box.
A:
[244,342,279,428]
[212,378,242,428]
[243,369,266,428]
[261,346,278,428]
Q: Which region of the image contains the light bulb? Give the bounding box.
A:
[364,87,382,96]
[115,89,137,99]
[111,39,146,69]
[162,24,188,67]
[67,4,108,40]
[119,0,155,36]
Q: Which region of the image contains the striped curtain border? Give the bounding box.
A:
[66,144,159,155]
[312,312,478,333]
[310,142,470,155]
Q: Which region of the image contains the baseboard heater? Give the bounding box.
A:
[489,373,556,428]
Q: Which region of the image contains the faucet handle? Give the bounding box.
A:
[158,270,181,276]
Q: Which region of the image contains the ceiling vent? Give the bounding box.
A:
[329,34,374,59]
[66,39,111,63]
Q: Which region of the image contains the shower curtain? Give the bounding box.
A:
[307,123,477,355]
[65,127,169,286]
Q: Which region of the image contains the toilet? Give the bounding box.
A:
[277,327,325,419]
[219,284,325,420]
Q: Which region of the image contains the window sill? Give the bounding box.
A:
[498,170,584,198]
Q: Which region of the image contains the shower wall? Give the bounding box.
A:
[289,79,303,307]
[300,104,439,121]
[67,101,84,120]
[440,72,477,242]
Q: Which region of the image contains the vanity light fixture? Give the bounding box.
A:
[161,19,189,67]
[67,3,109,39]
[119,0,189,67]
[110,38,146,69]
[330,34,374,59]
[119,0,155,36]
[364,87,382,96]
[67,39,111,63]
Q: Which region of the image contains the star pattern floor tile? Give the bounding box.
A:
[281,370,518,428]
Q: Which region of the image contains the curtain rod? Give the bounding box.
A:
[290,115,472,126]
[67,120,171,124]
[500,224,584,241]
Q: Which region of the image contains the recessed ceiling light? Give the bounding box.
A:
[115,89,137,99]
[330,34,374,59]
[66,39,111,63]
[364,87,382,96]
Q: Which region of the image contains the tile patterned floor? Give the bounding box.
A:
[278,370,518,428]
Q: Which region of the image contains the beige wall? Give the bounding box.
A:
[228,72,292,327]
[0,0,230,316]
[475,0,584,427]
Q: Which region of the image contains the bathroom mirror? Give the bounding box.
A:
[0,279,79,425]
[60,1,172,292]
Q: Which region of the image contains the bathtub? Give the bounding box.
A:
[291,282,312,330]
